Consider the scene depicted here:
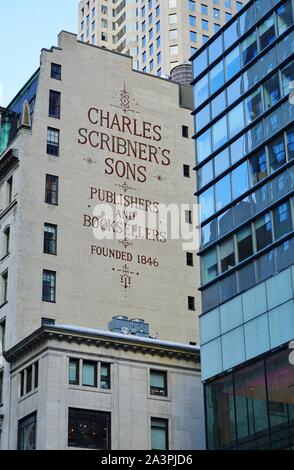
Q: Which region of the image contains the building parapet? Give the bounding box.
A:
[4,324,200,365]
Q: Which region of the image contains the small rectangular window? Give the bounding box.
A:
[249,151,267,186]
[185,210,192,224]
[255,213,273,251]
[20,371,25,397]
[286,126,294,160]
[34,362,39,389]
[220,238,235,273]
[0,371,3,405]
[26,365,33,394]
[82,361,97,387]
[151,418,168,450]
[49,90,61,118]
[268,135,286,173]
[263,73,280,109]
[2,271,8,304]
[69,359,80,385]
[41,317,55,326]
[182,126,189,138]
[237,226,253,262]
[186,252,194,266]
[4,226,10,256]
[45,174,59,205]
[51,63,62,80]
[273,201,292,240]
[0,320,5,354]
[188,296,195,311]
[42,270,56,303]
[47,127,60,156]
[150,370,167,396]
[183,165,190,177]
[259,15,276,51]
[100,363,111,390]
[44,223,57,255]
[7,176,13,205]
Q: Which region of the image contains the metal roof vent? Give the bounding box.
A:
[108,316,150,337]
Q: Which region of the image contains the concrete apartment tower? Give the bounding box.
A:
[0,32,205,449]
[78,0,246,78]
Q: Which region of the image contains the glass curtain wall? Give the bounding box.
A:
[205,347,294,449]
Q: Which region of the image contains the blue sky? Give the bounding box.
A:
[0,0,78,106]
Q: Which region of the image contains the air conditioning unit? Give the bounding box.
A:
[108,316,150,337]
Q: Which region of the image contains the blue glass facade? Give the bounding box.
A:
[192,0,294,449]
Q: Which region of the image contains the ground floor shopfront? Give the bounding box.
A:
[205,344,294,450]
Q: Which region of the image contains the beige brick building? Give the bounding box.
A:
[0,32,204,449]
[78,0,247,77]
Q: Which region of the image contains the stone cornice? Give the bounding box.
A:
[0,148,19,174]
[4,326,200,364]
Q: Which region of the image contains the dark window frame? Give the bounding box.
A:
[2,270,8,304]
[68,408,111,450]
[17,412,37,450]
[186,252,194,266]
[82,360,97,388]
[34,362,39,390]
[186,210,193,224]
[47,127,60,156]
[69,358,80,385]
[183,164,190,177]
[43,223,58,255]
[151,417,169,451]
[49,90,61,118]
[7,176,13,205]
[100,363,111,390]
[3,226,10,257]
[0,370,3,406]
[45,174,59,205]
[42,270,56,303]
[26,365,33,394]
[182,125,189,138]
[150,370,168,397]
[51,63,62,80]
[188,296,196,311]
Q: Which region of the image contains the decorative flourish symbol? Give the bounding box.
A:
[113,265,139,292]
[83,157,96,165]
[115,182,136,193]
[119,238,133,249]
[120,82,130,113]
[154,175,166,182]
[111,83,139,114]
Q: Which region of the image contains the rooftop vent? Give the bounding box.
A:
[108,316,149,337]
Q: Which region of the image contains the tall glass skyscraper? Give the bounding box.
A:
[192,0,294,450]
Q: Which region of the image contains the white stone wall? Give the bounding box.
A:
[7,338,205,450]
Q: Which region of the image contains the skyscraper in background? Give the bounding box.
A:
[78,0,246,78]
